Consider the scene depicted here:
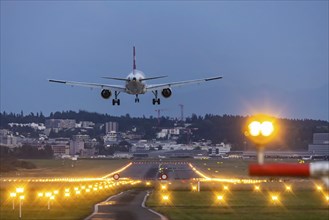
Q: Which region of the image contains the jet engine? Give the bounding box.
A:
[161,88,172,98]
[101,89,112,99]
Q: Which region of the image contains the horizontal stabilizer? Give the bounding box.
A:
[141,75,168,81]
[101,77,128,81]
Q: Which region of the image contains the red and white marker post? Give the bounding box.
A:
[249,162,329,186]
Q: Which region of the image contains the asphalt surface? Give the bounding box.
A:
[120,161,200,180]
[85,189,163,220]
[85,162,200,220]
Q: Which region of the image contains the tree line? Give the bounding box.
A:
[1,111,328,151]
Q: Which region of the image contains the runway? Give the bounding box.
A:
[85,189,166,220]
[118,161,200,180]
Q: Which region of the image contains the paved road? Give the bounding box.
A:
[85,189,164,220]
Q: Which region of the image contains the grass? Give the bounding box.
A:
[1,159,130,177]
[190,158,305,178]
[147,190,329,220]
[0,182,142,219]
[0,159,137,219]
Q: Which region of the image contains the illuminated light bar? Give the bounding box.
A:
[249,162,329,178]
[189,163,266,184]
[102,162,133,179]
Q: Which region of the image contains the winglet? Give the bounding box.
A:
[133,46,136,71]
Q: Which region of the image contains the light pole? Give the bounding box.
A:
[48,196,54,210]
[10,192,16,210]
[19,195,24,219]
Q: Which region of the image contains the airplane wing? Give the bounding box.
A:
[48,79,126,92]
[145,76,223,91]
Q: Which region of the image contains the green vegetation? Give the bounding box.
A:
[1,159,130,177]
[1,111,328,150]
[0,183,139,220]
[147,190,329,220]
[191,158,305,178]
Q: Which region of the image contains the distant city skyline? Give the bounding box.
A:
[1,1,328,120]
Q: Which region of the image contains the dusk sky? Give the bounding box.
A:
[1,1,328,120]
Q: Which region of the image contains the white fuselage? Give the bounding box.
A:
[125,70,147,94]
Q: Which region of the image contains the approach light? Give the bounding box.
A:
[162,195,169,200]
[271,195,279,204]
[316,185,323,191]
[37,192,44,197]
[217,195,224,201]
[254,185,260,191]
[223,186,229,191]
[16,188,24,193]
[285,185,292,191]
[10,192,17,198]
[244,114,277,146]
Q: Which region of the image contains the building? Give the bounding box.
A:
[45,119,76,129]
[0,129,19,148]
[105,122,119,133]
[308,133,329,156]
[208,143,231,156]
[69,140,84,155]
[81,121,95,128]
[49,138,70,156]
[104,131,121,146]
[156,128,181,139]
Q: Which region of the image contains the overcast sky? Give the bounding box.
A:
[1,1,328,120]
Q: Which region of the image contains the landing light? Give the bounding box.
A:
[316,185,323,191]
[217,195,224,201]
[285,185,292,191]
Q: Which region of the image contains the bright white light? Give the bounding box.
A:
[248,121,261,136]
[217,195,223,200]
[260,121,274,136]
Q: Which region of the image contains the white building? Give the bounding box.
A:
[308,133,329,156]
[156,128,180,139]
[208,143,231,156]
[0,129,19,148]
[105,122,119,133]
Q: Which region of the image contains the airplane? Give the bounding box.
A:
[49,47,223,105]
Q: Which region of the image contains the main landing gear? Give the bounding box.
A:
[112,91,120,105]
[152,91,160,105]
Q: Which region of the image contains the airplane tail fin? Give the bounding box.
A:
[133,46,136,71]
